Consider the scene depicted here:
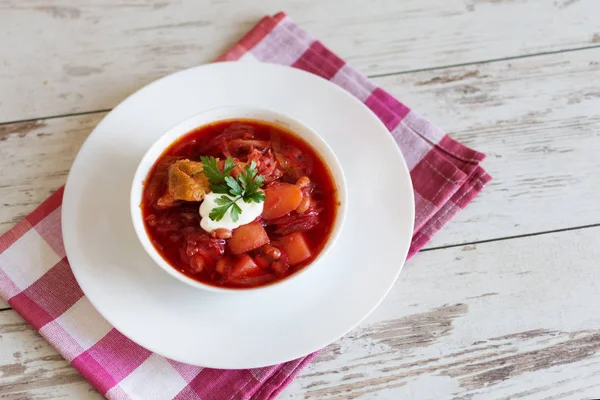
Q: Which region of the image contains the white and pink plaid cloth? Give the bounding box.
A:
[0,12,490,400]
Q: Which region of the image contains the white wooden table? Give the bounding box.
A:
[1,1,600,399]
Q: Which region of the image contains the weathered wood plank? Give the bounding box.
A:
[1,0,599,122]
[1,39,599,400]
[0,310,102,399]
[376,47,600,248]
[1,49,599,246]
[280,226,600,399]
[2,226,600,399]
[0,113,105,236]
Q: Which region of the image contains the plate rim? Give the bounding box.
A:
[62,62,415,368]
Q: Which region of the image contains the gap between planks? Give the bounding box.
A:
[422,222,600,253]
[2,222,600,314]
[1,44,599,127]
[368,44,600,78]
[0,46,600,311]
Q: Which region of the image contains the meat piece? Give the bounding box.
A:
[275,146,313,180]
[271,212,319,235]
[201,123,255,156]
[229,139,270,153]
[157,159,210,207]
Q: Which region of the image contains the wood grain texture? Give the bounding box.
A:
[377,48,600,248]
[0,113,105,235]
[1,49,599,246]
[279,226,600,399]
[1,2,600,398]
[0,310,103,400]
[1,0,599,122]
[2,227,600,399]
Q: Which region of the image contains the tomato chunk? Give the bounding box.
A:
[262,183,303,219]
[279,232,312,265]
[228,221,270,255]
[229,254,262,279]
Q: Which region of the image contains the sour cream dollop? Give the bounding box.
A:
[199,192,264,232]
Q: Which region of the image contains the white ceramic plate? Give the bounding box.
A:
[130,106,348,293]
[62,62,414,369]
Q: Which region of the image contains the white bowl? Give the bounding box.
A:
[130,105,348,293]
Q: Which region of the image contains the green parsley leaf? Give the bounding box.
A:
[208,195,245,223]
[253,174,265,187]
[208,207,225,222]
[210,183,229,194]
[246,161,258,180]
[255,191,267,202]
[224,176,244,197]
[214,196,233,206]
[199,156,224,184]
[238,161,265,205]
[209,207,227,222]
[209,195,236,222]
[223,157,235,176]
[243,190,266,204]
[230,202,242,223]
[200,156,266,222]
[237,172,248,189]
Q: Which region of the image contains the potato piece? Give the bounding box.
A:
[279,232,312,265]
[262,183,303,219]
[229,254,262,280]
[228,221,270,255]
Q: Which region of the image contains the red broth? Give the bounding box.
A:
[141,119,338,289]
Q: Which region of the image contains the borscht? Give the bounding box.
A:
[141,119,338,288]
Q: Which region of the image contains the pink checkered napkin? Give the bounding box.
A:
[0,12,490,400]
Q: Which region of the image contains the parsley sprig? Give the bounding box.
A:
[200,156,266,222]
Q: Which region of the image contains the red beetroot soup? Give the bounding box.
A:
[141,119,338,289]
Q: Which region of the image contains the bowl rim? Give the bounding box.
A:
[130,105,348,294]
